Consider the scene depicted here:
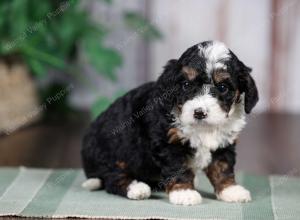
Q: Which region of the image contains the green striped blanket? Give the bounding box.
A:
[0,167,299,220]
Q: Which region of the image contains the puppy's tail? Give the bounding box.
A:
[82,178,102,191]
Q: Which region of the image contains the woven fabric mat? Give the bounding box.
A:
[0,167,299,220]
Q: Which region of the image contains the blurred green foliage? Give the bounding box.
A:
[0,0,122,80]
[0,0,161,119]
[124,12,162,40]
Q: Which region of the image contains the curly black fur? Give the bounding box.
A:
[81,41,258,198]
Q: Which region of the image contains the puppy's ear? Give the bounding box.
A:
[236,61,259,114]
[158,59,179,83]
[156,59,179,112]
[163,59,179,73]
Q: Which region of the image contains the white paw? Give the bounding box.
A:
[127,180,151,200]
[169,189,202,206]
[217,185,251,203]
[82,178,102,191]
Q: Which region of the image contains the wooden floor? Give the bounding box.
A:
[0,113,300,175]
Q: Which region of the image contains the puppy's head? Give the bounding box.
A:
[158,41,258,126]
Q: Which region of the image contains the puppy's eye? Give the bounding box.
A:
[217,84,228,94]
[182,82,190,90]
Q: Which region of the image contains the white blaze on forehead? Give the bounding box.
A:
[202,41,230,61]
[198,41,230,74]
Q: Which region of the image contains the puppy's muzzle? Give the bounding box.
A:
[194,108,207,120]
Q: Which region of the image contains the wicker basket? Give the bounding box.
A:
[0,61,41,135]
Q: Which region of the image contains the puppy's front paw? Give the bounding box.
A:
[127,180,151,200]
[169,189,202,206]
[217,185,251,203]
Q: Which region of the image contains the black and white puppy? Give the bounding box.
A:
[81,41,258,206]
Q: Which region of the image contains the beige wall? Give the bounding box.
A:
[149,0,300,113]
[76,0,300,113]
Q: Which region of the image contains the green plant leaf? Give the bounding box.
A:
[83,36,122,81]
[0,2,10,34]
[102,0,113,4]
[21,44,65,69]
[123,11,162,40]
[9,0,28,38]
[27,0,51,19]
[113,89,126,100]
[91,96,112,119]
[26,58,47,78]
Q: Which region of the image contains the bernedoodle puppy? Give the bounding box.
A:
[81,41,258,206]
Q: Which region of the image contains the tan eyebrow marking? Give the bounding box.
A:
[182,66,199,80]
[213,71,231,83]
[116,161,127,169]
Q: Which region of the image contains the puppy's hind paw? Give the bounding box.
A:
[82,178,102,191]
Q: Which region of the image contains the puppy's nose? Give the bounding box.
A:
[194,108,207,120]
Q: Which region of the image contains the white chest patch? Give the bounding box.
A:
[173,103,246,170]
